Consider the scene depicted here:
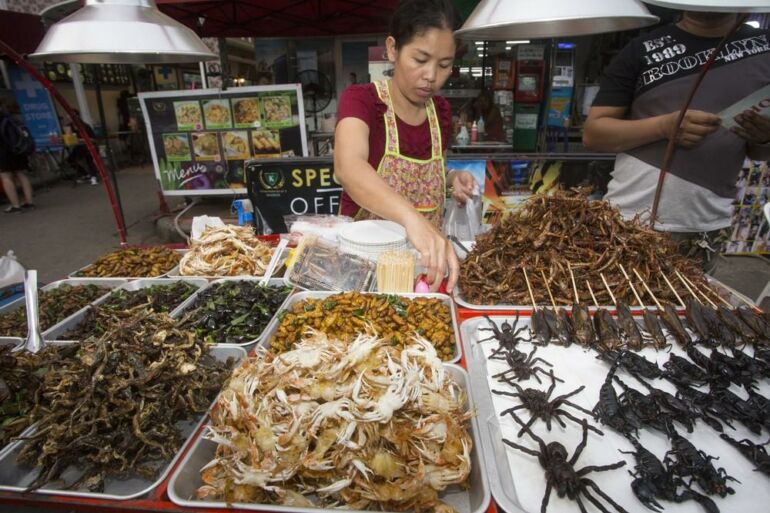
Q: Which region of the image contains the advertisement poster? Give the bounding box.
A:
[8,64,61,150]
[139,85,307,196]
[246,158,342,233]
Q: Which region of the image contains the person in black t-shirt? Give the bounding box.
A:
[584,11,770,271]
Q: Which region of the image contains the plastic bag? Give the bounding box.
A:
[444,189,482,242]
[0,250,25,289]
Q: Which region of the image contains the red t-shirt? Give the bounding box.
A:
[336,83,452,217]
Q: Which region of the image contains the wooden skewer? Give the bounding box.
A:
[660,272,685,308]
[600,273,618,306]
[618,264,645,309]
[675,271,705,304]
[568,262,580,304]
[633,267,663,310]
[586,280,600,308]
[676,271,716,308]
[541,270,559,311]
[522,267,538,309]
[682,273,733,310]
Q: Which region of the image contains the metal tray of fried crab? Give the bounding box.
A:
[259,290,462,364]
[167,277,295,348]
[42,277,207,341]
[166,246,290,281]
[461,314,770,513]
[0,343,247,500]
[167,363,491,513]
[0,278,128,340]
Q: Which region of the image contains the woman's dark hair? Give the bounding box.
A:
[389,0,458,49]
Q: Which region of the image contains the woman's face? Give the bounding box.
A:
[387,27,455,105]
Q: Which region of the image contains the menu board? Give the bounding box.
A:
[139,85,307,196]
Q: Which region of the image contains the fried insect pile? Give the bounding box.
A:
[17,308,234,492]
[198,331,472,511]
[271,292,456,360]
[67,281,199,340]
[0,344,77,449]
[179,225,275,277]
[75,247,180,277]
[459,191,706,306]
[0,284,109,336]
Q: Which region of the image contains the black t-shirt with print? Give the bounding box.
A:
[594,23,770,108]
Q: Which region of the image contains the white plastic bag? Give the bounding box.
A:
[190,215,226,241]
[444,188,482,242]
[0,250,25,289]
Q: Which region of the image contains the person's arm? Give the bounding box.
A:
[334,117,458,291]
[584,106,721,153]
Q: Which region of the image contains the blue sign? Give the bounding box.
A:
[8,64,61,150]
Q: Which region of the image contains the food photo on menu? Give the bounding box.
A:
[261,95,293,127]
[162,133,192,161]
[250,128,281,156]
[202,99,232,129]
[232,98,261,128]
[191,132,220,160]
[173,100,203,130]
[222,131,250,160]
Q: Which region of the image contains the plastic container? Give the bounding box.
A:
[286,237,375,292]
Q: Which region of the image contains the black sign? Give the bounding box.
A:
[246,158,342,233]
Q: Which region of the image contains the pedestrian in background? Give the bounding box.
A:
[0,102,35,213]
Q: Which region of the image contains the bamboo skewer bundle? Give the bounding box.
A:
[376,251,416,293]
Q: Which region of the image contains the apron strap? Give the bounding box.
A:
[374,80,400,154]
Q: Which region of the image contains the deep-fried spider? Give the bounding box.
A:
[479,313,530,357]
[503,416,629,513]
[493,370,603,437]
[492,346,564,386]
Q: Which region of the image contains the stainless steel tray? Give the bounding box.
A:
[0,279,127,339]
[68,249,185,279]
[167,247,289,281]
[169,278,294,348]
[460,315,770,513]
[0,344,247,500]
[167,363,490,513]
[44,278,215,341]
[261,291,462,364]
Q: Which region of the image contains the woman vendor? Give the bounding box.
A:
[334,0,475,292]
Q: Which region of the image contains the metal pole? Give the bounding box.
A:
[69,63,93,125]
[0,38,127,242]
[92,64,127,236]
[198,61,208,88]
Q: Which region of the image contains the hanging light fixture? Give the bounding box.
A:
[642,0,770,12]
[31,0,216,63]
[455,0,659,40]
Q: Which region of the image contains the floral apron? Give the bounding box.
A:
[355,80,446,228]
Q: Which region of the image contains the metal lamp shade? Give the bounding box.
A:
[643,0,770,12]
[455,0,659,39]
[30,0,216,64]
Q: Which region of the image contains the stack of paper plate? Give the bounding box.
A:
[338,220,409,260]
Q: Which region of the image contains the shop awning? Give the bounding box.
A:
[156,0,401,38]
[0,9,45,55]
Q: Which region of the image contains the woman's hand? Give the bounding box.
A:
[449,171,477,206]
[732,110,770,145]
[657,109,720,148]
[403,212,459,292]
